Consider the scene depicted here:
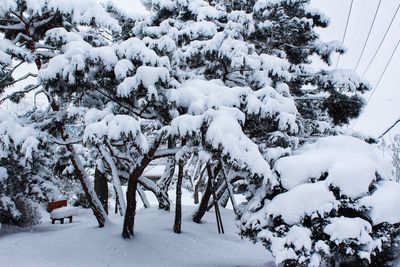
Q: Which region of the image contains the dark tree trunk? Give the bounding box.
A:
[94,165,108,214]
[122,171,140,239]
[115,194,119,214]
[68,152,107,227]
[173,160,184,233]
[210,175,224,234]
[192,163,221,223]
[122,135,164,239]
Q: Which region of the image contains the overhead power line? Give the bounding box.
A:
[335,0,354,69]
[379,118,400,139]
[370,38,400,101]
[362,1,400,77]
[352,38,400,130]
[354,0,383,71]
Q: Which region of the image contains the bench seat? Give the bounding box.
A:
[50,207,79,224]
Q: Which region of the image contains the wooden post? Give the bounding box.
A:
[210,177,224,234]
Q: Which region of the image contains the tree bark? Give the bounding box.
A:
[122,167,141,238]
[69,152,108,227]
[192,163,221,223]
[193,165,206,205]
[219,190,230,208]
[94,165,108,214]
[173,159,184,233]
[122,134,164,238]
[210,176,224,234]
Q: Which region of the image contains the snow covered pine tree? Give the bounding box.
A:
[121,0,399,265]
[0,111,60,226]
[0,0,123,227]
[1,1,400,266]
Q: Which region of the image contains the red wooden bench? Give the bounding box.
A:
[47,200,67,212]
[47,200,77,224]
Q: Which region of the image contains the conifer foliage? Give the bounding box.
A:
[0,0,399,266]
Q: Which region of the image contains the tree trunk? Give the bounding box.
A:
[156,139,176,211]
[138,173,173,211]
[192,163,221,223]
[122,170,140,238]
[137,185,150,209]
[98,144,125,216]
[173,160,184,233]
[210,176,224,234]
[193,165,206,205]
[50,102,108,227]
[94,165,108,214]
[69,152,108,227]
[219,190,230,208]
[122,134,165,238]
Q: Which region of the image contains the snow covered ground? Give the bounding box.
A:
[0,190,273,267]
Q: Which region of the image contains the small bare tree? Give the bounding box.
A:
[382,135,400,181]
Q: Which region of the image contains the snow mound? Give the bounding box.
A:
[324,216,372,245]
[265,182,338,224]
[50,207,79,219]
[275,135,390,198]
[359,181,400,225]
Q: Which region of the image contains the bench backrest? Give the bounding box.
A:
[47,200,67,212]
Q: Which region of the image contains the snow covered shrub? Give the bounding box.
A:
[71,192,91,209]
[0,111,59,226]
[13,197,42,226]
[240,136,400,266]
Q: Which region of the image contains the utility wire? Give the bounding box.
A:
[335,0,354,69]
[379,119,400,139]
[354,0,383,71]
[352,38,400,130]
[362,0,400,77]
[369,38,400,102]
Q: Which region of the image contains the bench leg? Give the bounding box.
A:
[52,219,55,224]
[69,216,73,223]
[61,218,64,224]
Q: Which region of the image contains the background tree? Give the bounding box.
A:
[0,110,60,226]
[0,0,123,227]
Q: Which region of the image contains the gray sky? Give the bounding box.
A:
[310,0,400,137]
